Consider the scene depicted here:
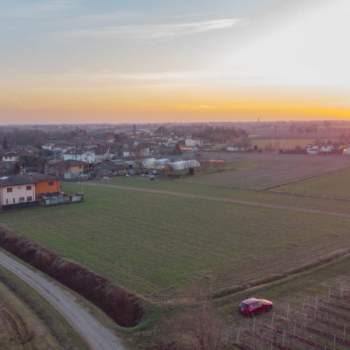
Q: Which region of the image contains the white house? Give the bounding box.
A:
[41,143,55,151]
[306,145,320,155]
[2,152,19,162]
[0,176,36,207]
[185,138,202,147]
[122,151,131,158]
[142,158,157,169]
[95,148,112,163]
[320,145,334,154]
[63,150,96,164]
[169,160,200,171]
[143,158,170,170]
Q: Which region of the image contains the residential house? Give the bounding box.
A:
[0,175,36,207]
[94,147,112,163]
[104,133,116,144]
[2,152,19,162]
[33,174,60,198]
[167,160,201,176]
[63,150,96,164]
[142,158,170,171]
[320,145,334,154]
[135,144,151,158]
[122,151,132,158]
[185,138,202,147]
[47,160,90,180]
[306,145,320,155]
[93,160,129,178]
[41,143,55,151]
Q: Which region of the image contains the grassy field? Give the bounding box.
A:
[1,179,350,300]
[193,153,350,189]
[98,176,350,215]
[273,167,350,199]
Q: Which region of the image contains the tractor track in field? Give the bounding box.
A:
[87,182,350,220]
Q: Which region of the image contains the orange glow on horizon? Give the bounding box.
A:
[1,85,350,123]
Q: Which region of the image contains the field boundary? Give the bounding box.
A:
[87,182,350,219]
[212,248,350,300]
[266,189,350,202]
[263,165,350,192]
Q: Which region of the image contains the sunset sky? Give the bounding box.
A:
[1,0,349,123]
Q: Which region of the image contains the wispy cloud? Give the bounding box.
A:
[108,71,218,81]
[31,70,217,84]
[0,0,79,19]
[70,18,244,39]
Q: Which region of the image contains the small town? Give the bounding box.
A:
[2,121,350,190]
[1,1,350,350]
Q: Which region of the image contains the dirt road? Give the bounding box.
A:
[0,250,126,350]
[88,182,350,220]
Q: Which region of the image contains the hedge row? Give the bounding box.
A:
[0,225,144,327]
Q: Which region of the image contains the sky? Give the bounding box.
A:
[0,0,349,123]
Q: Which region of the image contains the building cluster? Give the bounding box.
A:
[38,130,207,180]
[0,127,209,185]
[3,122,350,188]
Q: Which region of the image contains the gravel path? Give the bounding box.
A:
[0,250,126,350]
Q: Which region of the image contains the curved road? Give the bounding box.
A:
[0,250,126,350]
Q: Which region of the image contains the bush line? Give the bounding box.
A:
[0,225,144,328]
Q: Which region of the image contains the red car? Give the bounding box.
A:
[239,298,273,316]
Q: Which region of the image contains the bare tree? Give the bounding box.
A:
[162,283,228,350]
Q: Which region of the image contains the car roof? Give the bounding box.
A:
[241,298,259,305]
[241,297,272,305]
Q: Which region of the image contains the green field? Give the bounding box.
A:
[96,176,350,214]
[1,179,350,299]
[273,167,350,199]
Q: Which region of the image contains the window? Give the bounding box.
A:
[7,187,12,193]
[26,196,32,202]
[12,198,15,204]
[5,199,8,205]
[26,185,32,190]
[19,197,25,203]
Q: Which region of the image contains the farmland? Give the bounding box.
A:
[273,167,350,199]
[99,176,350,215]
[192,153,350,189]
[233,275,350,350]
[2,174,350,300]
